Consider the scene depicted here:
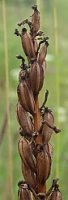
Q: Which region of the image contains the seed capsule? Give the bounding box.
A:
[45,143,53,160]
[17,79,35,115]
[19,127,31,141]
[46,179,59,199]
[18,183,31,200]
[31,5,40,35]
[42,110,54,144]
[29,61,44,95]
[33,39,38,54]
[17,102,34,136]
[48,143,53,160]
[38,41,49,66]
[18,137,36,173]
[19,69,28,82]
[21,28,35,60]
[49,185,62,200]
[36,144,51,185]
[37,193,46,200]
[38,61,45,91]
[22,162,36,190]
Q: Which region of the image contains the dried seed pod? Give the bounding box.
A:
[19,127,30,140]
[42,110,54,144]
[33,39,38,54]
[19,127,33,141]
[36,144,51,185]
[37,193,46,200]
[46,179,59,199]
[38,61,45,92]
[29,61,44,95]
[31,5,40,35]
[17,102,34,136]
[19,69,28,82]
[38,41,48,66]
[18,137,36,173]
[21,28,35,59]
[44,143,53,161]
[47,143,53,160]
[49,184,62,200]
[22,162,36,190]
[17,79,35,115]
[18,183,31,200]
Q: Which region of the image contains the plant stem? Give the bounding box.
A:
[34,95,42,143]
[34,95,46,193]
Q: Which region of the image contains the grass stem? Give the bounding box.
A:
[2,0,14,199]
[53,0,60,178]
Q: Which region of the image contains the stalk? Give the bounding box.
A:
[34,95,46,193]
[2,0,13,199]
[15,4,62,200]
[53,0,60,177]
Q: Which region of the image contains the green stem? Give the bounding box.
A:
[2,0,14,199]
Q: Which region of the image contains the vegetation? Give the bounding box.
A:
[0,0,68,199]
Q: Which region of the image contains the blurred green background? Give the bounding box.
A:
[0,0,68,199]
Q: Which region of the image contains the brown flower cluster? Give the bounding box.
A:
[15,5,62,200]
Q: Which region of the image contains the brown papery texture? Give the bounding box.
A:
[15,4,62,200]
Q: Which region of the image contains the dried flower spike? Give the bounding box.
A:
[15,5,62,200]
